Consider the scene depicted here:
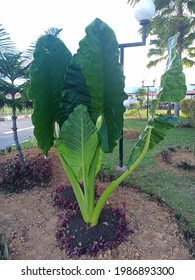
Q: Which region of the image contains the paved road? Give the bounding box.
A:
[0,118,34,149]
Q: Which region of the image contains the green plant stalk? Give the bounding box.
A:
[82,161,90,217]
[90,127,152,225]
[80,145,102,220]
[85,179,95,219]
[57,152,90,222]
[87,145,101,217]
[80,117,89,215]
[58,144,102,222]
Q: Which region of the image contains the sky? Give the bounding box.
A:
[0,0,194,88]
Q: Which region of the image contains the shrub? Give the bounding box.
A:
[180,99,189,116]
[0,146,12,156]
[177,121,192,128]
[180,99,195,125]
[0,155,52,193]
[177,161,195,171]
[0,230,8,260]
[160,150,172,164]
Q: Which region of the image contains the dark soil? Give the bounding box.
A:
[60,208,130,258]
[53,186,130,258]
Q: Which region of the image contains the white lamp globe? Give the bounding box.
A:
[134,0,155,23]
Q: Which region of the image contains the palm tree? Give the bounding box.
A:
[128,0,195,116]
[0,25,59,166]
[0,24,27,166]
[0,24,28,166]
[0,52,31,166]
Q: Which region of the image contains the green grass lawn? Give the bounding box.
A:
[101,116,195,249]
[124,108,188,120]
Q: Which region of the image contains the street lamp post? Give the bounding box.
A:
[141,79,156,118]
[117,0,155,170]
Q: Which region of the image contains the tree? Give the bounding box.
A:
[127,0,195,116]
[0,52,31,166]
[136,87,147,107]
[0,24,29,166]
[0,25,58,166]
[0,23,32,166]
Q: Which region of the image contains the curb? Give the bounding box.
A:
[0,116,11,122]
[0,115,31,122]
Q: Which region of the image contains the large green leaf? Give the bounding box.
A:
[149,115,178,149]
[159,33,186,102]
[28,35,72,156]
[128,115,178,167]
[55,104,99,181]
[62,18,126,153]
[128,33,186,167]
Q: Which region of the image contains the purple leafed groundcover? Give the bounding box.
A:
[53,185,132,258]
[0,155,52,193]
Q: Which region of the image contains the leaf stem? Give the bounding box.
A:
[88,146,101,216]
[90,127,152,225]
[57,151,90,222]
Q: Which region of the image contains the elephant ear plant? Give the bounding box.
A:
[29,19,186,227]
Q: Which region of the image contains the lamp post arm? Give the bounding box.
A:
[118,20,149,49]
[119,41,145,48]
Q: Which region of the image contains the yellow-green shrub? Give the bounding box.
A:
[180,99,195,124]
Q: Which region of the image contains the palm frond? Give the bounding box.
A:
[0,52,28,80]
[24,27,63,60]
[127,0,139,7]
[44,27,63,37]
[147,48,164,58]
[187,1,195,13]
[147,57,166,69]
[0,24,16,53]
[182,57,195,68]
